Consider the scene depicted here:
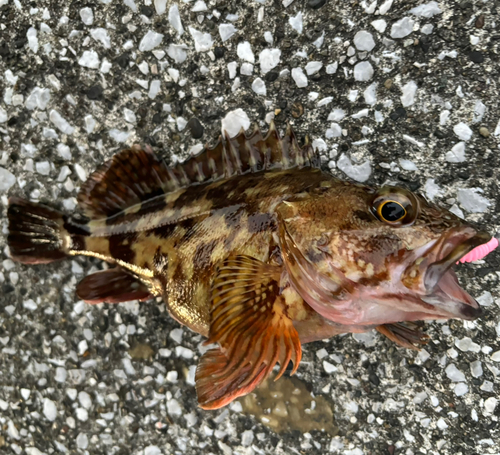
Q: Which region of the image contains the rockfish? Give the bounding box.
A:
[7,123,491,409]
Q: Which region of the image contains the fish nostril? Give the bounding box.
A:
[461,303,482,320]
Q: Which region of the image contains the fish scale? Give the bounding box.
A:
[7,122,493,410]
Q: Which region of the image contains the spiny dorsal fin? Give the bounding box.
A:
[78,123,319,219]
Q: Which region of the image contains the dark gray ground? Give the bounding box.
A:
[1,0,500,454]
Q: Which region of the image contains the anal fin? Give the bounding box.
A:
[376,323,429,350]
[196,255,302,410]
[76,268,152,304]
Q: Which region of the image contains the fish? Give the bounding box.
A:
[6,122,492,410]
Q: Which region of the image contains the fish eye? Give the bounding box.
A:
[378,200,406,222]
[371,187,419,226]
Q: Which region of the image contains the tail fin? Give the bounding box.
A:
[7,197,69,264]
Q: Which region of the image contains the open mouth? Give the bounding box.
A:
[423,230,491,320]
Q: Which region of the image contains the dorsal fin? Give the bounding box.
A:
[179,121,319,181]
[77,146,179,219]
[77,122,319,219]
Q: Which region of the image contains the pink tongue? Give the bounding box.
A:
[458,237,499,264]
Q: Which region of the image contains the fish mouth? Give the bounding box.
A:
[422,230,491,320]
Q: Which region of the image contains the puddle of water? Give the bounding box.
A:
[239,374,338,436]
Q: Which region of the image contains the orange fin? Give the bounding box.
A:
[196,255,302,410]
[376,323,429,351]
[76,268,152,304]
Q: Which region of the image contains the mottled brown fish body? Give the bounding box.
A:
[7,123,490,410]
[69,168,329,337]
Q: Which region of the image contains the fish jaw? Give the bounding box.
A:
[280,217,491,326]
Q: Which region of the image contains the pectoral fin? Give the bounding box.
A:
[376,323,429,350]
[195,255,302,410]
[76,268,152,304]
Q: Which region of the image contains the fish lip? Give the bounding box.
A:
[421,230,490,320]
[424,230,491,292]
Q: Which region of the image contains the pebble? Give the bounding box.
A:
[79,7,94,25]
[252,78,267,95]
[454,382,468,396]
[27,27,38,53]
[453,122,473,141]
[445,364,465,382]
[187,118,204,139]
[90,28,111,49]
[0,105,9,123]
[167,44,188,63]
[49,110,75,134]
[78,50,100,69]
[328,109,345,122]
[491,351,500,362]
[371,19,387,33]
[445,142,466,163]
[241,430,254,446]
[457,188,491,213]
[78,391,92,410]
[353,61,374,81]
[468,51,484,63]
[479,126,490,137]
[305,61,322,75]
[363,83,377,106]
[75,408,89,421]
[167,399,182,417]
[470,360,483,378]
[338,155,372,183]
[353,31,375,51]
[308,0,327,8]
[145,446,162,455]
[423,179,441,202]
[401,81,417,107]
[20,389,30,400]
[259,49,281,74]
[222,109,250,137]
[289,12,303,34]
[436,418,448,430]
[0,167,16,191]
[168,4,184,36]
[154,0,167,15]
[409,1,442,17]
[391,17,415,39]
[291,68,308,88]
[43,398,57,421]
[219,24,237,42]
[323,361,337,373]
[237,41,254,63]
[484,397,497,414]
[191,1,207,12]
[76,433,89,450]
[25,87,51,110]
[421,24,434,34]
[54,367,67,383]
[139,30,164,52]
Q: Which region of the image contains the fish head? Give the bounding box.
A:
[277,182,491,327]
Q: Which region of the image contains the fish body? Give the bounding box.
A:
[7,123,491,409]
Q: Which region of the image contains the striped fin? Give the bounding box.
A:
[77,122,318,219]
[196,255,302,409]
[77,146,178,219]
[179,121,318,183]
